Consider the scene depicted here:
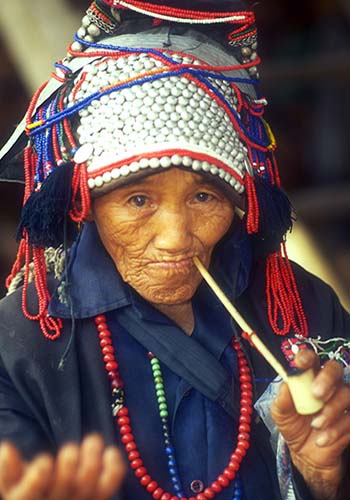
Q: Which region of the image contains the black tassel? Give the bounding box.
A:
[252,176,294,255]
[17,163,79,248]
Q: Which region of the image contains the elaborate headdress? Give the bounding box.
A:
[0,0,308,339]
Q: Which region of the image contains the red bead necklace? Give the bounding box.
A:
[95,314,253,500]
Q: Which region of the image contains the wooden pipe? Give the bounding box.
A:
[193,256,324,415]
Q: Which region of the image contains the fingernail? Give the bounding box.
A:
[312,382,325,398]
[311,415,326,429]
[315,433,329,447]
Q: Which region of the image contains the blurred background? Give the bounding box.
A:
[0,0,349,308]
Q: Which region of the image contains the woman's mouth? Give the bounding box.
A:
[147,258,194,272]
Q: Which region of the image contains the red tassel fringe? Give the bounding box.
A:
[245,174,259,234]
[266,243,308,337]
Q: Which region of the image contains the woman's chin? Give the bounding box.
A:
[139,284,199,306]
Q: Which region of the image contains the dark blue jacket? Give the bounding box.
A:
[0,223,349,499]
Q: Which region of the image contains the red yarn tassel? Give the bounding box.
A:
[69,162,91,223]
[266,243,308,337]
[245,174,259,234]
[21,233,62,340]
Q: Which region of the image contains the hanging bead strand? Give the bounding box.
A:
[95,314,252,500]
[148,353,185,498]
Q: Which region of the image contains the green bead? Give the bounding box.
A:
[150,358,159,366]
[155,382,164,390]
[158,403,167,411]
[160,410,168,418]
[158,396,166,404]
[153,369,162,377]
[154,376,163,384]
[156,389,165,397]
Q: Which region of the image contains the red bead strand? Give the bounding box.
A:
[95,314,252,499]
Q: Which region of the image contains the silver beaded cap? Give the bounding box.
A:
[68,51,250,196]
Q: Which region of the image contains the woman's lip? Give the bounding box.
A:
[147,258,194,270]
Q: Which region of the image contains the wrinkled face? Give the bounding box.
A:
[92,168,234,305]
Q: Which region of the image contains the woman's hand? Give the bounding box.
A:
[0,434,126,500]
[271,349,350,500]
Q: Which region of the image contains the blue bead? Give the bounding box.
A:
[173,483,181,492]
[169,468,177,475]
[165,446,174,455]
[168,458,176,467]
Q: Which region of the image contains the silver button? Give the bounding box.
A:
[190,479,204,493]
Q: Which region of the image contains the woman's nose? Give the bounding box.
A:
[153,207,193,254]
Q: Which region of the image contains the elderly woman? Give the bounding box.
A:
[0,1,349,500]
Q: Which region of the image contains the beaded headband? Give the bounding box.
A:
[4,0,308,341]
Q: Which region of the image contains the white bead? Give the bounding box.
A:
[224,172,232,183]
[146,110,157,120]
[210,166,219,174]
[229,178,236,187]
[171,87,181,97]
[218,169,226,178]
[116,58,126,69]
[159,87,170,98]
[164,103,175,114]
[88,178,95,189]
[71,41,83,52]
[192,160,202,171]
[144,120,153,130]
[84,35,95,43]
[160,156,171,168]
[143,96,154,107]
[202,162,211,172]
[102,172,112,183]
[159,112,169,122]
[154,95,166,106]
[130,161,141,171]
[182,156,193,167]
[133,120,144,132]
[149,157,160,168]
[95,176,103,188]
[139,158,149,169]
[77,27,86,38]
[167,96,177,105]
[120,165,130,176]
[178,96,189,106]
[82,15,91,28]
[111,168,121,179]
[171,154,182,166]
[123,90,134,102]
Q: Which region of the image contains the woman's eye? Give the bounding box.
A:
[194,192,213,202]
[129,195,148,207]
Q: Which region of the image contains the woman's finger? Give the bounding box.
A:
[311,360,345,402]
[311,385,350,430]
[95,447,126,500]
[313,412,350,451]
[74,434,104,500]
[49,443,80,500]
[0,442,25,494]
